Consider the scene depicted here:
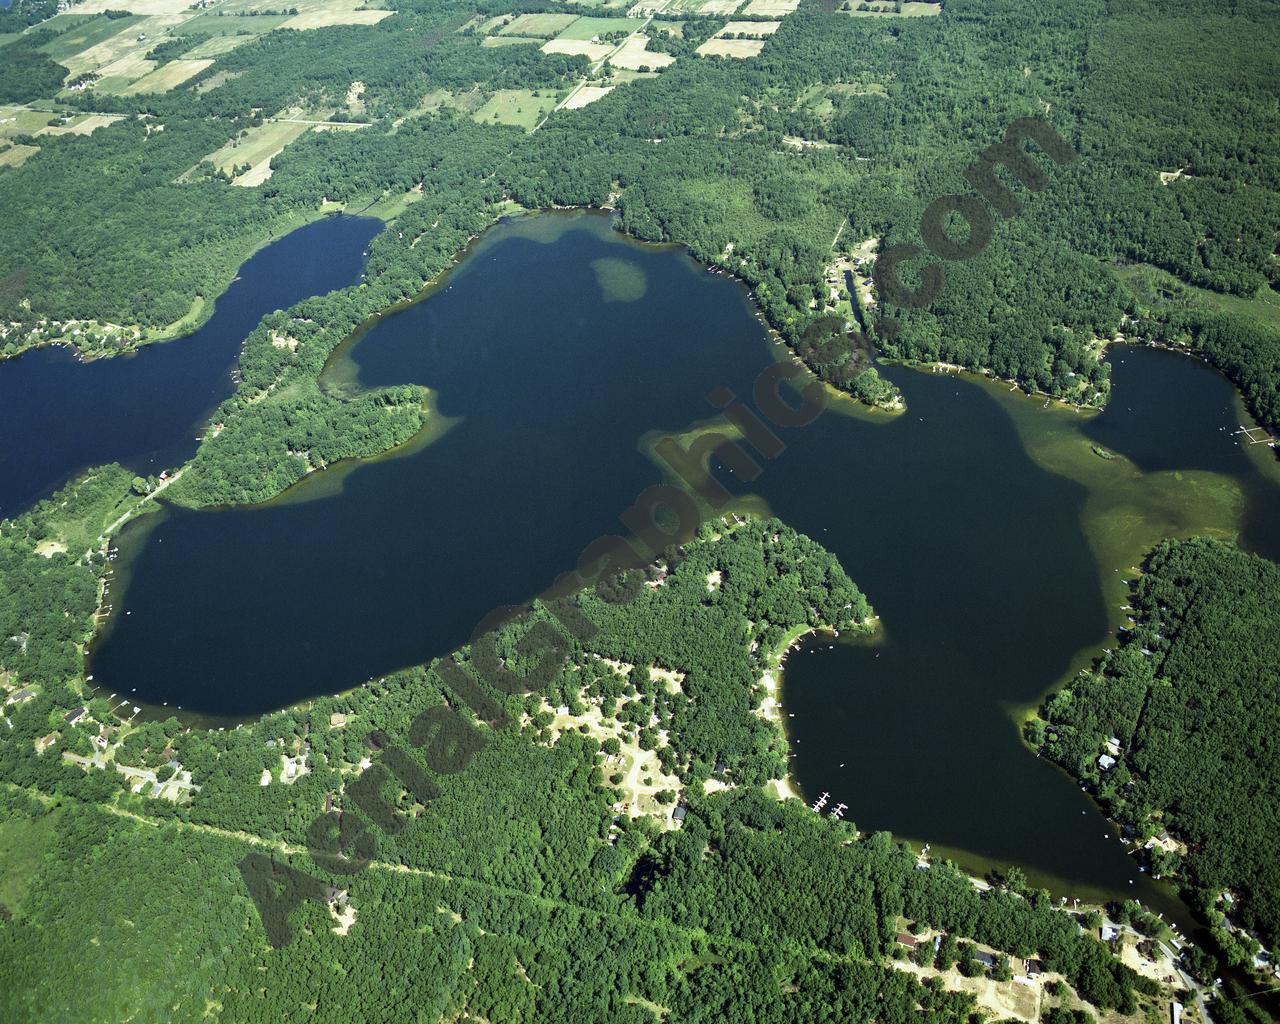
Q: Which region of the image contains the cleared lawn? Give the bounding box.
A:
[498,12,579,37]
[740,0,799,13]
[718,18,781,34]
[472,88,560,130]
[556,15,644,38]
[696,36,763,56]
[607,35,674,69]
[121,58,213,94]
[0,143,40,168]
[541,37,611,60]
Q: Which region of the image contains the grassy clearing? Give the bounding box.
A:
[696,36,763,56]
[121,58,213,95]
[556,15,645,38]
[1114,263,1280,331]
[0,144,40,168]
[415,87,486,115]
[608,34,674,69]
[0,813,59,917]
[541,37,611,60]
[794,80,887,118]
[498,12,579,37]
[472,88,560,130]
[694,0,744,13]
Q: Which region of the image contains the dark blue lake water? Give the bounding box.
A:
[0,215,380,518]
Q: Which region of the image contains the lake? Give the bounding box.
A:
[0,214,380,518]
[87,211,1280,907]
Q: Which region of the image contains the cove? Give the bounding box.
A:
[0,214,381,518]
[88,212,1280,907]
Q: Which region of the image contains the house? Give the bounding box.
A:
[1098,754,1117,771]
[1024,958,1044,977]
[973,950,997,969]
[34,733,58,754]
[672,804,688,824]
[1101,923,1118,941]
[6,689,35,705]
[1171,1002,1183,1024]
[1105,736,1121,756]
[330,712,347,729]
[64,706,87,725]
[896,933,918,948]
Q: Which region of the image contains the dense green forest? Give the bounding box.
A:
[0,517,1162,1021]
[1034,538,1280,960]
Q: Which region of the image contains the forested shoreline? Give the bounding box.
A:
[1032,538,1280,985]
[0,515,1170,1021]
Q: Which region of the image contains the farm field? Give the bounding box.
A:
[696,35,764,56]
[183,34,259,57]
[0,106,58,139]
[840,0,941,13]
[472,88,561,129]
[279,6,395,30]
[36,112,125,136]
[691,0,742,13]
[178,13,291,35]
[0,143,40,168]
[556,15,645,38]
[37,13,144,61]
[481,34,540,46]
[541,37,612,60]
[740,0,799,15]
[561,84,614,108]
[195,118,311,179]
[121,58,214,95]
[717,19,781,35]
[607,34,674,69]
[498,12,578,36]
